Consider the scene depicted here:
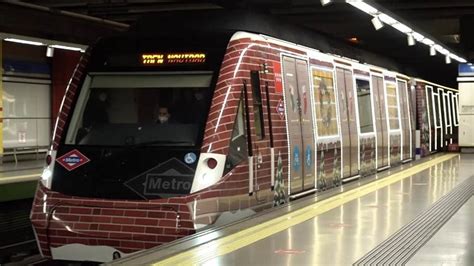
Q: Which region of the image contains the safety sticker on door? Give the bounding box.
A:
[56,149,90,171]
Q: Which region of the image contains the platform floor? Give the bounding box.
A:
[117,153,473,266]
[205,154,473,265]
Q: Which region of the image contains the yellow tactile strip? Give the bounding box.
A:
[153,154,459,266]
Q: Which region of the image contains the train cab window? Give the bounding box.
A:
[65,72,212,147]
[385,83,400,130]
[355,79,374,133]
[251,71,265,139]
[225,95,248,173]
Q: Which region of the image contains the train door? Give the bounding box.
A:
[371,74,389,169]
[426,86,435,151]
[336,67,359,178]
[432,89,442,150]
[397,80,412,161]
[450,92,459,143]
[281,56,316,195]
[439,88,446,148]
[444,91,453,144]
[385,80,402,164]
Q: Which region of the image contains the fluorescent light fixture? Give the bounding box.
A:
[378,13,397,25]
[346,0,378,15]
[50,44,83,52]
[344,1,470,64]
[4,38,44,46]
[421,38,435,46]
[320,0,332,6]
[407,34,415,46]
[46,46,54,57]
[412,32,424,41]
[450,54,467,63]
[371,16,384,30]
[392,22,412,33]
[434,44,449,55]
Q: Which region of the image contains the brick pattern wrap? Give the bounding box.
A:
[415,82,432,157]
[51,50,91,150]
[360,135,376,175]
[32,34,457,260]
[390,133,402,164]
[31,183,194,257]
[316,141,342,188]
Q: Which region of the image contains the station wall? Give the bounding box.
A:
[0,40,80,154]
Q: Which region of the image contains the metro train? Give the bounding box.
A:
[30,11,459,262]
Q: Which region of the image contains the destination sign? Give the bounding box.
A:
[141,53,206,65]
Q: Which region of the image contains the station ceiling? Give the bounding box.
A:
[2,0,474,87]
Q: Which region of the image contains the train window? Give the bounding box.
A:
[312,69,338,137]
[251,71,265,139]
[355,79,374,133]
[65,72,212,147]
[433,93,441,127]
[225,94,248,173]
[385,83,400,130]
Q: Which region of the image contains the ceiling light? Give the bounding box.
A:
[430,46,436,56]
[50,44,83,52]
[457,57,467,63]
[421,38,435,46]
[320,0,332,6]
[413,32,424,41]
[445,54,451,64]
[371,16,384,30]
[434,44,449,55]
[346,0,378,15]
[46,46,54,57]
[4,38,44,46]
[392,22,412,33]
[378,13,397,25]
[407,34,415,46]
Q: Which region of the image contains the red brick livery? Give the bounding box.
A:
[31,34,295,259]
[31,31,452,261]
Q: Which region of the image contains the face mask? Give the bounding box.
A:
[158,116,169,123]
[194,92,203,101]
[99,93,107,102]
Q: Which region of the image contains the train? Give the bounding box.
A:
[30,11,459,262]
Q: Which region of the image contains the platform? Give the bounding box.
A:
[0,159,42,202]
[111,153,473,265]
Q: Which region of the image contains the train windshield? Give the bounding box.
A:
[65,72,212,147]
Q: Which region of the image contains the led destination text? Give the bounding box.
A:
[142,53,206,65]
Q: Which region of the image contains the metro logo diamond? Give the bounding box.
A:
[56,149,90,171]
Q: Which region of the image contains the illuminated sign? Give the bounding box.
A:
[142,53,206,65]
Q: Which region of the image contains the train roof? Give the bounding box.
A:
[127,10,407,75]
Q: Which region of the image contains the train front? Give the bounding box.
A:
[30,33,230,262]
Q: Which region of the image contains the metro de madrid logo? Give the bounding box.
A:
[56,149,90,171]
